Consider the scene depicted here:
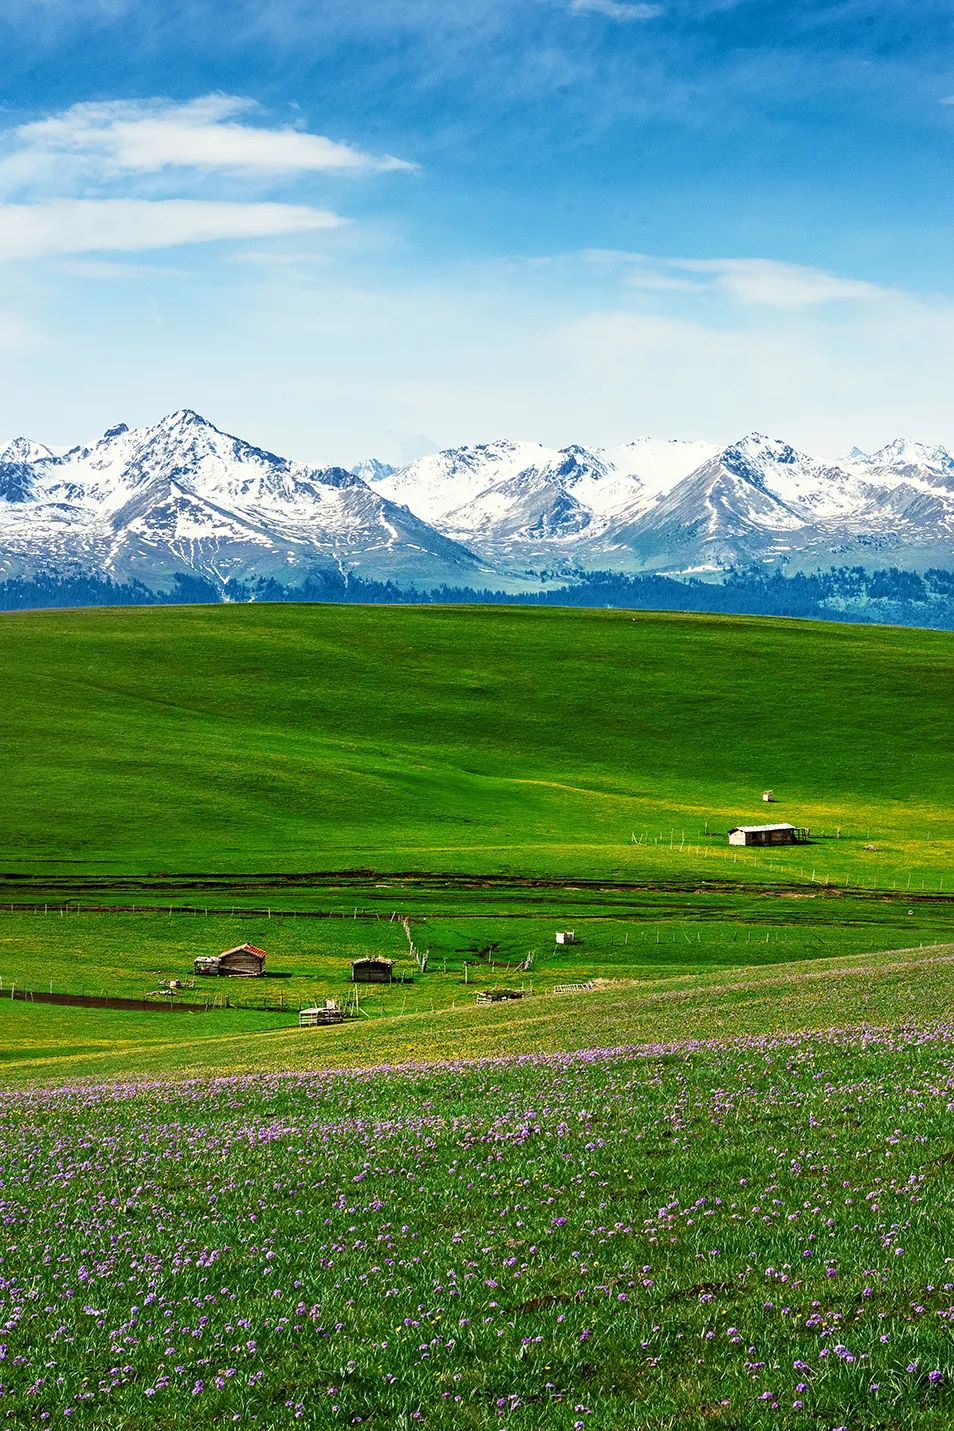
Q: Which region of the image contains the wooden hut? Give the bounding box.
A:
[727,823,807,847]
[352,957,394,984]
[194,943,266,977]
[555,930,576,945]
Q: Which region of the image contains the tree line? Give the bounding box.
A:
[1,564,953,630]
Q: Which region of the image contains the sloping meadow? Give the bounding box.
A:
[2,1031,954,1428]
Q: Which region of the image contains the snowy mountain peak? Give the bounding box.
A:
[0,437,55,464]
[159,409,213,432]
[868,437,954,472]
[0,411,489,592]
[723,433,801,467]
[351,458,396,483]
[3,413,954,588]
[719,434,806,489]
[547,446,612,481]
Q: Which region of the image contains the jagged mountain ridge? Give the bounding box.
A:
[0,411,490,591]
[369,432,954,573]
[2,414,954,590]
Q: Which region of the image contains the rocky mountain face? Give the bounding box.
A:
[0,412,490,592]
[370,433,954,574]
[2,414,953,594]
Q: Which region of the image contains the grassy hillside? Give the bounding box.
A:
[8,1026,954,1428]
[1,601,951,1085]
[4,941,953,1087]
[0,603,951,889]
[4,603,954,1428]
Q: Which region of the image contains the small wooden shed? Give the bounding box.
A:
[352,957,394,984]
[555,930,576,945]
[727,823,807,847]
[194,943,267,977]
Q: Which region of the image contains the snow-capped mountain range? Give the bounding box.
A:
[2,411,953,593]
[0,411,489,591]
[367,433,954,574]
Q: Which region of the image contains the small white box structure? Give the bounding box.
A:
[728,823,807,847]
[762,790,776,803]
[555,930,576,945]
[299,1000,345,1026]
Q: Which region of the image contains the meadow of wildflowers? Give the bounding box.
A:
[3,1028,954,1428]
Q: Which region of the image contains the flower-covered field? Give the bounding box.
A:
[3,1029,954,1429]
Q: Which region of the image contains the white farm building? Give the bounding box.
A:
[727,823,808,847]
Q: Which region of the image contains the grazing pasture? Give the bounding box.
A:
[1,602,952,1428]
[0,893,951,1057]
[0,603,950,891]
[2,941,953,1087]
[0,601,951,1079]
[4,1027,954,1428]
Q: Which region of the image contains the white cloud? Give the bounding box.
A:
[675,256,890,307]
[619,268,698,294]
[550,286,954,452]
[2,96,415,193]
[0,199,343,261]
[585,250,892,307]
[569,0,663,18]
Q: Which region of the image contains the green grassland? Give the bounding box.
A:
[3,602,954,1429]
[3,941,954,1087]
[10,1027,954,1429]
[0,601,951,1080]
[0,602,951,888]
[0,893,950,1000]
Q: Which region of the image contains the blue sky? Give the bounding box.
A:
[2,0,954,463]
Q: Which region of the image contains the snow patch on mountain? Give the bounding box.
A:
[370,440,554,523]
[598,438,719,493]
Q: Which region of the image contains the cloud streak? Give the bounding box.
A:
[586,250,892,307]
[5,96,415,191]
[569,0,663,19]
[0,199,343,260]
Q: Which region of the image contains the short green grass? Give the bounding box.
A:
[5,1024,954,1427]
[4,603,954,1427]
[3,941,953,1087]
[0,897,950,998]
[1,601,951,1082]
[0,603,950,889]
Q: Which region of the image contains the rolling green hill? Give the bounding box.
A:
[1,601,952,1083]
[1,602,951,886]
[2,941,953,1088]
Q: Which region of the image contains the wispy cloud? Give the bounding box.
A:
[3,96,415,195]
[569,0,663,19]
[0,199,342,261]
[0,96,415,262]
[585,250,892,307]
